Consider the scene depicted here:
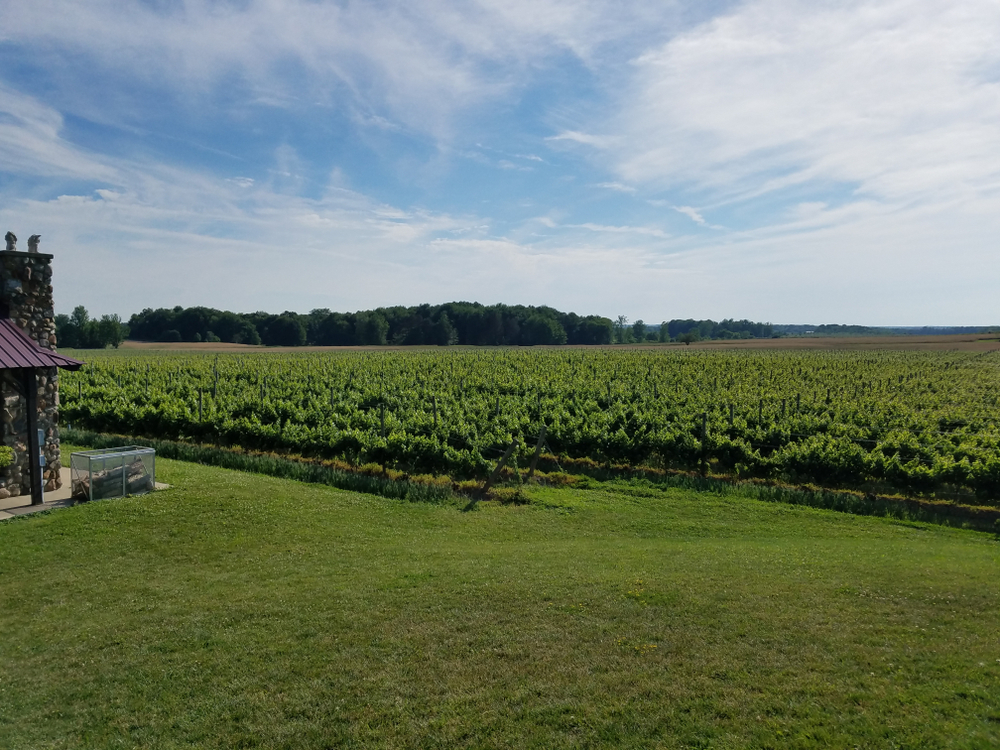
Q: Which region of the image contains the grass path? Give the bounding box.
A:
[0,453,998,748]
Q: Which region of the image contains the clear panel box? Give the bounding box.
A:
[70,447,156,501]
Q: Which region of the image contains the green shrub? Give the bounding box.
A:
[0,445,13,468]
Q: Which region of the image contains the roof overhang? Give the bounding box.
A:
[0,318,84,370]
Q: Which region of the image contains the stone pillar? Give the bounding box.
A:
[0,250,61,498]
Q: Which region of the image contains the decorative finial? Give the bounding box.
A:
[4,231,16,252]
[27,235,41,253]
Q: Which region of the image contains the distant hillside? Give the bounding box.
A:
[772,324,995,337]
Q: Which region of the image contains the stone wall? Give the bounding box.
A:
[0,250,61,499]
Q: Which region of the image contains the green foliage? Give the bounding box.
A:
[667,317,772,340]
[58,348,1000,502]
[55,306,129,348]
[354,311,389,346]
[0,445,13,468]
[63,429,452,504]
[261,314,306,346]
[123,302,619,347]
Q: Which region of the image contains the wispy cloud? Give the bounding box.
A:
[546,130,615,148]
[498,160,532,171]
[0,83,118,181]
[594,181,636,193]
[570,222,669,239]
[608,0,1000,207]
[0,0,680,141]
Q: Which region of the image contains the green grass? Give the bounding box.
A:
[0,451,998,748]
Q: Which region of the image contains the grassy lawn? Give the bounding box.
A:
[0,453,998,748]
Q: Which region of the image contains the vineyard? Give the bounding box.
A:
[58,348,1000,503]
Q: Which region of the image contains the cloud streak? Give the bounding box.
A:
[0,0,681,140]
[610,0,1000,206]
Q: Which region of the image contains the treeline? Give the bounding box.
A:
[662,319,773,342]
[126,303,617,347]
[56,302,780,348]
[55,307,129,349]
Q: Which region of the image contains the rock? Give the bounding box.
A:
[0,488,9,499]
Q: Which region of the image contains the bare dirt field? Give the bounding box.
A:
[118,334,1000,354]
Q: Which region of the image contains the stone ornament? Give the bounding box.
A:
[4,232,16,252]
[27,235,40,253]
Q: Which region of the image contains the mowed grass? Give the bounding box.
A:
[0,454,998,749]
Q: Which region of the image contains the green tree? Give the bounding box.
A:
[432,313,458,346]
[614,315,629,344]
[520,314,568,346]
[315,313,355,346]
[70,305,89,329]
[55,313,79,348]
[355,312,389,346]
[96,314,128,348]
[262,315,307,346]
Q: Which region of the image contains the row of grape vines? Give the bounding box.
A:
[57,348,1000,502]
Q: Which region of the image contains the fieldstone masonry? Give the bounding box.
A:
[0,249,61,499]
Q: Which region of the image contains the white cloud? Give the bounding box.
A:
[594,181,636,193]
[672,206,706,225]
[498,160,531,171]
[0,83,119,181]
[609,0,1000,206]
[0,0,681,141]
[547,130,616,148]
[570,222,669,239]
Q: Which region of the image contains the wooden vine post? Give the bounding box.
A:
[482,438,519,494]
[700,412,708,477]
[526,425,547,480]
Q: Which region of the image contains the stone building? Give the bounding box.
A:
[0,244,82,504]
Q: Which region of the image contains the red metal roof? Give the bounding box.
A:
[0,319,83,370]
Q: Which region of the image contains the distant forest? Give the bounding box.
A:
[56,303,990,349]
[57,303,776,348]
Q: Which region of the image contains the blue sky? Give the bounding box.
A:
[1,0,999,325]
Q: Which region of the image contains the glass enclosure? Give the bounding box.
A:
[70,447,155,501]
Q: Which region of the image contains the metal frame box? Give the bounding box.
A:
[70,446,155,501]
